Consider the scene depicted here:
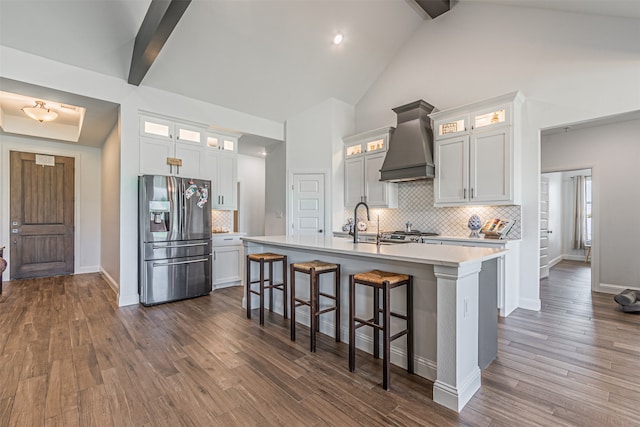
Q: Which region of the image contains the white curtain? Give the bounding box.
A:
[572,175,587,250]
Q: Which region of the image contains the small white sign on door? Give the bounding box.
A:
[35,154,55,167]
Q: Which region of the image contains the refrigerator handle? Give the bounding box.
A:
[153,258,209,267]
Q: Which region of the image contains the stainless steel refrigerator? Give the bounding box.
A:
[139,175,212,306]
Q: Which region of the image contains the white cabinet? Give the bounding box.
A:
[431,92,523,207]
[212,233,244,289]
[343,127,398,208]
[203,132,239,210]
[139,114,205,178]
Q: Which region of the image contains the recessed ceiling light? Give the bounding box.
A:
[333,33,344,45]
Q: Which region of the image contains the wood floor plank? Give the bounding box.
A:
[1,261,638,426]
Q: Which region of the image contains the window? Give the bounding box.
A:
[585,176,592,243]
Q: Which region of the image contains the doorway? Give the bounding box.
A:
[9,151,75,279]
[540,169,592,285]
[289,172,325,236]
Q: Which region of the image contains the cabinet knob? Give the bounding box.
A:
[318,229,323,233]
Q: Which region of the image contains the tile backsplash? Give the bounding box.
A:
[211,210,233,232]
[343,180,521,239]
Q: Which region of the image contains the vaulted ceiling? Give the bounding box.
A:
[1,0,639,146]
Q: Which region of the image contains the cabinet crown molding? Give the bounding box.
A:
[429,91,525,121]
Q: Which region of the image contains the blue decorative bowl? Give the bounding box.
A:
[468,214,482,238]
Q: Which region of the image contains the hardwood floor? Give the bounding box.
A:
[1,261,639,426]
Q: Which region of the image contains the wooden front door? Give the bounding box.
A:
[10,151,75,279]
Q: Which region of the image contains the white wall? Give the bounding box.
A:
[100,119,121,291]
[353,3,640,310]
[0,133,102,277]
[265,142,286,235]
[542,120,639,291]
[237,154,265,236]
[1,46,284,306]
[285,98,354,235]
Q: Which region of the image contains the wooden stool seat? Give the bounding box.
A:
[248,252,286,262]
[349,269,413,390]
[246,252,288,326]
[290,260,341,352]
[292,260,338,273]
[353,270,409,286]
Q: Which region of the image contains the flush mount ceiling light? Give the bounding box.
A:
[21,100,58,123]
[333,33,344,45]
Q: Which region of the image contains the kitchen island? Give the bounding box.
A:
[243,235,506,412]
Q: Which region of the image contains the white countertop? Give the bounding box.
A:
[212,232,246,236]
[242,235,506,267]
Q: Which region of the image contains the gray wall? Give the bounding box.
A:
[542,118,640,289]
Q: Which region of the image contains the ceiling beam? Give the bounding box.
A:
[128,0,191,86]
[414,0,450,19]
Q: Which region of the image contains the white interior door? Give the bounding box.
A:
[291,173,325,236]
[540,177,550,279]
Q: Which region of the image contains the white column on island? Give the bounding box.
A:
[433,261,483,412]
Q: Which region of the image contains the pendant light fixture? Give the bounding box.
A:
[21,100,58,123]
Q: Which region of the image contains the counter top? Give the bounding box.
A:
[242,235,505,268]
[423,235,521,244]
[212,232,246,236]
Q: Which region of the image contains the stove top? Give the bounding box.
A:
[393,230,438,235]
[381,230,439,242]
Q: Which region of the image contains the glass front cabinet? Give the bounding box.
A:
[430,92,523,207]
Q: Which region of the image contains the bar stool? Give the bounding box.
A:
[349,269,413,390]
[290,260,341,352]
[246,252,288,325]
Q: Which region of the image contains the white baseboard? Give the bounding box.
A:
[599,283,640,295]
[518,297,541,311]
[118,293,140,307]
[100,267,119,295]
[76,265,99,274]
[563,254,588,262]
[549,255,563,268]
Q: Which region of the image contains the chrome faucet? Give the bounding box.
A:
[353,201,370,244]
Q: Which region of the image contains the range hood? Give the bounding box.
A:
[380,100,436,182]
